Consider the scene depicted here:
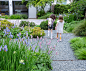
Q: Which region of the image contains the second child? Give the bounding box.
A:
[55,15,64,41]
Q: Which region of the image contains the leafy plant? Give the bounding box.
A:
[40,20,48,30]
[19,21,30,27]
[0,38,52,71]
[74,48,86,60]
[30,22,36,27]
[38,12,53,19]
[31,27,45,38]
[0,20,13,31]
[73,20,86,36]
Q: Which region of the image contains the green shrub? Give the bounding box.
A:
[73,20,86,36]
[19,21,36,27]
[35,25,40,27]
[63,20,84,32]
[10,14,21,19]
[31,27,45,38]
[30,22,36,27]
[10,27,22,38]
[40,20,48,30]
[54,4,70,14]
[0,20,13,31]
[74,48,86,60]
[68,0,86,20]
[20,14,28,19]
[70,37,86,51]
[24,26,33,35]
[9,14,28,19]
[40,19,57,30]
[38,12,53,19]
[53,19,58,30]
[70,37,82,44]
[5,15,9,19]
[64,13,77,23]
[37,10,45,17]
[19,21,29,27]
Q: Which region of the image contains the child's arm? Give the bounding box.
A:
[56,23,58,27]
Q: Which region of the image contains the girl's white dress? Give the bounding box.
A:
[56,20,64,33]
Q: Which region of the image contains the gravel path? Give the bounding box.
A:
[43,30,86,71]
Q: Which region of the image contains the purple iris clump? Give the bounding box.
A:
[3,45,8,52]
[32,47,35,52]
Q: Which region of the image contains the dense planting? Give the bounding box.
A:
[70,37,86,59]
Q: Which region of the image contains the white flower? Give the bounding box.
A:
[13,51,16,54]
[19,59,24,63]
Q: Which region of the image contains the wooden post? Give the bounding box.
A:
[51,5,55,13]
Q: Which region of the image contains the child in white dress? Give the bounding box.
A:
[55,15,64,41]
[48,14,56,39]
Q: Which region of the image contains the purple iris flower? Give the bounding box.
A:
[32,47,35,52]
[3,45,8,52]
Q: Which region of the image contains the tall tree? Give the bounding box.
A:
[22,0,65,10]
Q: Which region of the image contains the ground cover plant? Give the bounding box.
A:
[70,37,86,60]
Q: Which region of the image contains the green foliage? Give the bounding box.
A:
[0,20,13,31]
[70,37,83,44]
[40,19,57,30]
[38,12,53,19]
[40,20,48,30]
[73,20,86,36]
[37,10,45,17]
[10,27,22,38]
[64,13,77,23]
[35,25,40,27]
[54,4,70,14]
[19,21,36,27]
[30,22,36,27]
[9,14,28,19]
[31,27,45,38]
[5,15,9,19]
[0,38,52,70]
[70,37,86,51]
[19,21,29,27]
[64,21,79,32]
[53,19,58,30]
[68,0,86,20]
[74,48,86,60]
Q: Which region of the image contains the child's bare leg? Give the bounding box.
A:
[57,33,58,39]
[48,29,50,36]
[60,33,61,41]
[51,29,53,39]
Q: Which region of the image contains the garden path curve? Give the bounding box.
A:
[43,30,86,71]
